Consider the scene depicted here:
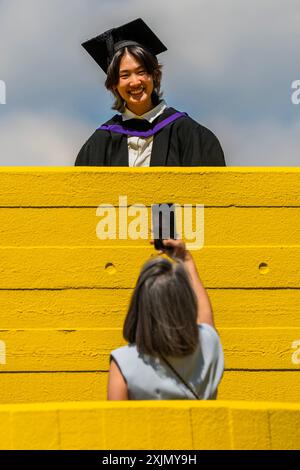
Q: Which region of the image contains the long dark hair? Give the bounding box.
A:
[105,45,163,113]
[123,257,199,357]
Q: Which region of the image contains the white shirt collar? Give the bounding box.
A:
[122,100,167,122]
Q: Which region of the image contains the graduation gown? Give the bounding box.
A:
[75,107,225,166]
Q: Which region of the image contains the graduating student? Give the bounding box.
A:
[75,18,226,167]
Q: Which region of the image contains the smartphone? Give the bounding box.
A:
[151,203,176,251]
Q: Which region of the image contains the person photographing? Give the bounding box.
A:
[108,239,224,400]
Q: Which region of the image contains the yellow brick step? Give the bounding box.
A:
[0,207,300,246]
[0,370,299,404]
[1,289,299,328]
[0,167,300,206]
[0,247,300,288]
[0,328,299,371]
[0,400,299,450]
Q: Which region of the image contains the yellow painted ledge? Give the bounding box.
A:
[0,167,300,206]
[0,400,299,450]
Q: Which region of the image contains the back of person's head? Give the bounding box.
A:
[123,257,199,357]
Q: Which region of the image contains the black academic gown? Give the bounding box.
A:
[75,107,226,166]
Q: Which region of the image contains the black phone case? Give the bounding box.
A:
[152,203,176,252]
[154,239,165,250]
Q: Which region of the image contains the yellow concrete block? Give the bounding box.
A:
[0,372,107,404]
[59,408,104,450]
[211,289,300,328]
[11,408,59,450]
[147,405,193,450]
[0,328,124,371]
[1,247,300,289]
[1,207,300,247]
[0,412,11,450]
[0,288,129,329]
[219,371,300,402]
[220,327,300,369]
[0,168,299,207]
[1,370,298,405]
[0,401,299,450]
[230,407,271,450]
[191,404,231,449]
[1,289,300,330]
[0,327,299,372]
[269,409,300,450]
[103,405,151,450]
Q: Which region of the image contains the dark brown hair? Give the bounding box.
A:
[123,257,199,357]
[105,45,163,113]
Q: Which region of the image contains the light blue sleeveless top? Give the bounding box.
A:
[110,323,224,400]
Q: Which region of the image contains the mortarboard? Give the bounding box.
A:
[81,18,167,74]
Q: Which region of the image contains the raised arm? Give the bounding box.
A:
[156,239,215,327]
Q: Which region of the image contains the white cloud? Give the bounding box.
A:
[0,111,91,165]
[214,117,300,166]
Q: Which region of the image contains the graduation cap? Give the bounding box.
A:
[81,18,167,74]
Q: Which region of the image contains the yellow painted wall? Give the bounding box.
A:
[0,168,299,405]
[0,400,299,450]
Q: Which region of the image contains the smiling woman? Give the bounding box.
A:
[75,18,226,167]
[112,52,156,116]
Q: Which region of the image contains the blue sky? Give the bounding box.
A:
[0,0,299,165]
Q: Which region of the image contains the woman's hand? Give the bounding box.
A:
[151,239,214,327]
[150,239,192,262]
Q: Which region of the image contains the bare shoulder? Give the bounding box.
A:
[107,358,129,400]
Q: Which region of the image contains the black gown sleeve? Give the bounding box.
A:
[74,130,109,166]
[200,125,226,166]
[75,140,91,166]
[177,118,226,166]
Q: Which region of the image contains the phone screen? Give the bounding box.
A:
[152,203,176,250]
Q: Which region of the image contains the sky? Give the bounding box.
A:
[0,0,299,166]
